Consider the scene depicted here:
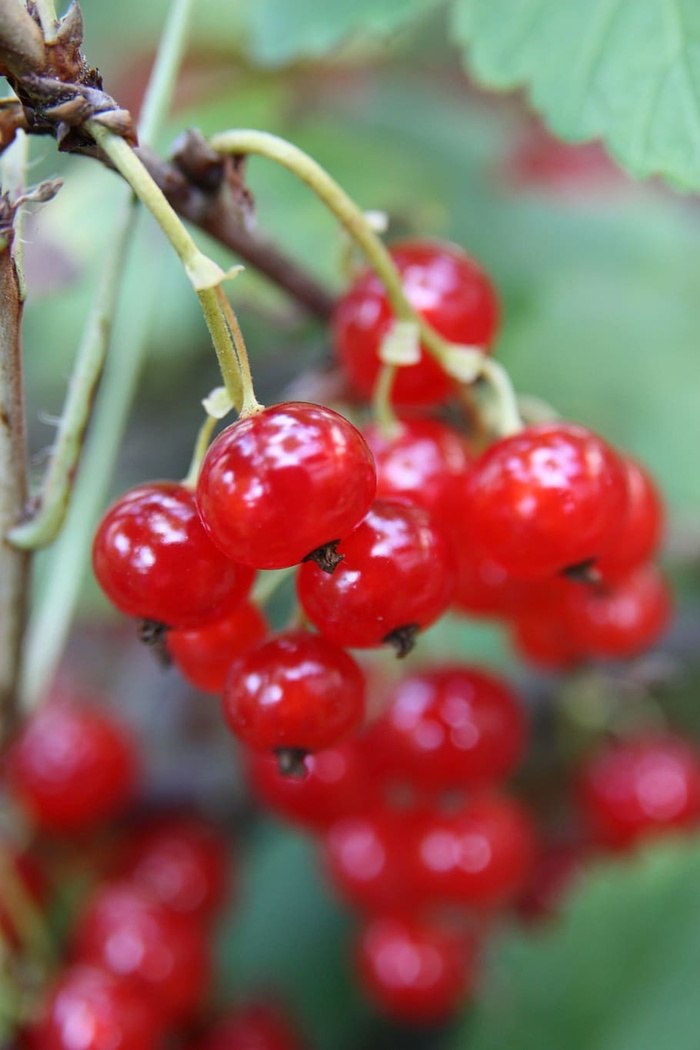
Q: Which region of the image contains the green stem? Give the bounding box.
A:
[372,363,401,438]
[0,847,55,968]
[9,195,138,550]
[182,411,218,488]
[87,120,253,409]
[33,0,59,44]
[136,0,196,147]
[251,565,297,607]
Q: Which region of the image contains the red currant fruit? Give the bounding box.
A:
[362,418,475,534]
[596,457,664,580]
[222,630,366,755]
[297,500,454,655]
[73,881,210,1023]
[28,965,162,1050]
[413,794,536,907]
[333,240,499,406]
[193,1004,305,1050]
[562,565,672,659]
[364,666,527,791]
[577,735,700,848]
[247,739,378,830]
[117,814,229,922]
[465,423,628,579]
[196,402,377,569]
[168,601,268,693]
[356,915,476,1023]
[6,700,138,834]
[93,482,254,628]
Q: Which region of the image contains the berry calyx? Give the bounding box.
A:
[297,500,454,652]
[333,240,499,406]
[196,402,377,569]
[92,482,255,628]
[465,422,628,579]
[6,700,138,834]
[222,629,366,753]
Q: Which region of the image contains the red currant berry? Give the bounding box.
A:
[364,666,527,791]
[596,458,664,580]
[577,735,700,848]
[193,1004,305,1050]
[453,547,539,618]
[323,809,425,915]
[333,240,499,406]
[247,739,378,830]
[511,610,581,670]
[28,965,162,1050]
[168,601,268,693]
[413,794,536,907]
[73,881,210,1023]
[196,402,376,569]
[362,418,475,534]
[6,700,138,834]
[297,500,454,655]
[465,423,628,579]
[562,565,672,659]
[516,841,585,923]
[117,814,229,922]
[222,630,366,754]
[356,915,476,1023]
[93,482,255,628]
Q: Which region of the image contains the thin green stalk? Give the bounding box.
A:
[182,411,218,488]
[33,0,59,43]
[136,0,196,147]
[371,363,401,438]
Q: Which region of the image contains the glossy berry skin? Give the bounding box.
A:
[297,500,455,650]
[465,423,628,579]
[362,418,475,534]
[323,808,425,915]
[93,482,255,628]
[222,630,366,753]
[196,402,377,569]
[29,965,162,1050]
[333,240,499,406]
[73,881,210,1023]
[364,666,527,791]
[168,601,268,693]
[596,457,664,580]
[577,736,700,849]
[412,795,536,908]
[117,815,229,921]
[356,916,475,1024]
[192,1004,305,1050]
[562,565,672,658]
[247,740,378,830]
[6,702,137,834]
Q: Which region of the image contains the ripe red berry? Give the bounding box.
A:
[413,794,536,907]
[247,740,378,830]
[193,1003,305,1050]
[117,815,229,922]
[465,423,628,579]
[562,564,672,658]
[356,915,476,1023]
[333,240,499,406]
[577,735,700,848]
[93,482,254,628]
[222,630,366,754]
[196,402,377,569]
[28,965,163,1050]
[596,457,664,580]
[168,601,268,693]
[364,666,527,791]
[297,500,454,654]
[362,418,475,534]
[6,700,138,834]
[73,881,210,1023]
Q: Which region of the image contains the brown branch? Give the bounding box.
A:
[0,196,30,749]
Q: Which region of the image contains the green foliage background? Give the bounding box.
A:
[14,2,700,1048]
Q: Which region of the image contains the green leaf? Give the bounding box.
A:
[451,0,700,190]
[452,839,700,1050]
[245,0,444,66]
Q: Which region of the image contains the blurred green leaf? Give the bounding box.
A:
[452,0,700,190]
[452,839,700,1050]
[245,0,445,66]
